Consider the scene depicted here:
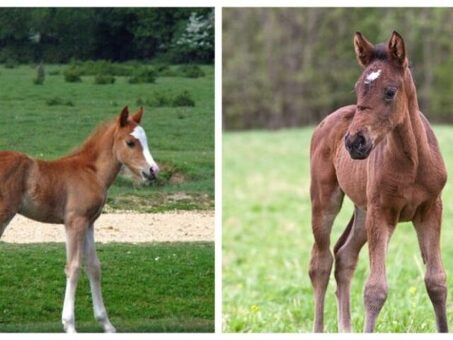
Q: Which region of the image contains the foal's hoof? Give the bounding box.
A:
[104,324,116,333]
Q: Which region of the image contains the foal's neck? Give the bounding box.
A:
[74,123,122,190]
[389,71,428,169]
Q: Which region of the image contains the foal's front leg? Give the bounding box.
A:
[363,207,395,332]
[84,224,116,332]
[62,216,89,333]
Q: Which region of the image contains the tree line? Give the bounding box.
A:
[223,8,453,130]
[0,8,214,64]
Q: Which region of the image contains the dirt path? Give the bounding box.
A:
[1,211,214,243]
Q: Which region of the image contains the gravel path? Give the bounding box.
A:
[1,211,214,243]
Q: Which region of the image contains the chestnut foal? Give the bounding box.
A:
[0,107,159,332]
[309,32,448,332]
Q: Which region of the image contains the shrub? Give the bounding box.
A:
[33,63,45,85]
[147,92,172,107]
[172,90,195,107]
[128,68,157,84]
[48,69,60,76]
[4,58,17,69]
[176,65,205,78]
[144,90,196,107]
[63,66,82,82]
[46,96,74,106]
[94,74,115,84]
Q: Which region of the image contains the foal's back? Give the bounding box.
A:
[0,151,104,224]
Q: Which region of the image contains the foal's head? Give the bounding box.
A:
[345,31,415,159]
[114,106,160,182]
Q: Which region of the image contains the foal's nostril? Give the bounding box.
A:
[356,134,365,147]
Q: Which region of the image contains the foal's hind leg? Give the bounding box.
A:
[309,181,344,332]
[84,224,116,333]
[334,207,367,332]
[413,200,448,332]
[62,216,89,333]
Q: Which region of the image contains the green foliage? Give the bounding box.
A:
[169,11,214,64]
[0,64,214,211]
[0,242,214,332]
[33,63,45,85]
[223,8,453,129]
[177,64,205,78]
[4,58,17,69]
[137,90,196,108]
[223,127,453,332]
[128,68,157,84]
[46,96,74,106]
[94,73,115,85]
[63,66,82,82]
[173,90,195,107]
[0,8,214,64]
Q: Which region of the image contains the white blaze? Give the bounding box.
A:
[365,69,381,84]
[130,126,158,170]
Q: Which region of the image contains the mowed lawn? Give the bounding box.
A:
[0,242,214,332]
[0,64,214,212]
[223,126,453,332]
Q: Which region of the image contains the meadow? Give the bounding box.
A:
[0,63,214,332]
[223,126,453,332]
[0,242,214,332]
[0,63,214,212]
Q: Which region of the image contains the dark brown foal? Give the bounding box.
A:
[309,31,448,332]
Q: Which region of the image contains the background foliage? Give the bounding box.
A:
[223,8,453,129]
[0,8,214,64]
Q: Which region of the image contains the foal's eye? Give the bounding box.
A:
[126,140,135,148]
[384,87,397,101]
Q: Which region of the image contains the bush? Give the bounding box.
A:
[33,63,45,85]
[128,68,157,84]
[176,65,205,78]
[4,59,17,69]
[46,97,74,106]
[63,66,82,82]
[173,90,195,107]
[143,90,195,108]
[147,92,173,107]
[94,74,115,84]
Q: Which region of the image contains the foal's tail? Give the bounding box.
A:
[333,213,354,254]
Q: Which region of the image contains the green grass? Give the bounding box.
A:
[0,242,214,332]
[0,64,214,212]
[223,125,453,332]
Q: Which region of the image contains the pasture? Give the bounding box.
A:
[0,242,214,332]
[0,63,214,212]
[0,63,214,332]
[223,126,453,332]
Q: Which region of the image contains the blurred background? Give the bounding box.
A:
[223,8,453,130]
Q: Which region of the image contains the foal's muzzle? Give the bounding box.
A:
[142,164,160,182]
[345,131,372,160]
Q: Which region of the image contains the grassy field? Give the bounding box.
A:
[0,242,214,332]
[0,63,214,332]
[0,64,214,212]
[223,126,453,332]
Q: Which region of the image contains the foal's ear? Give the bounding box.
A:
[354,32,374,68]
[132,107,144,124]
[119,106,129,127]
[388,31,407,67]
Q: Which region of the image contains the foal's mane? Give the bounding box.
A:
[65,119,117,159]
